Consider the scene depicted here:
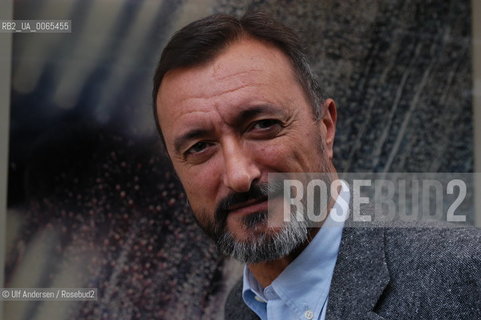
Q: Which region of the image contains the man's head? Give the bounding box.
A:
[153,11,337,263]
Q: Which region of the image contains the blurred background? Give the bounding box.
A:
[1,0,480,319]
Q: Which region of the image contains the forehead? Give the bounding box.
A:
[156,37,307,145]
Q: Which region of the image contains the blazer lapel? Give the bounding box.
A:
[326,227,390,320]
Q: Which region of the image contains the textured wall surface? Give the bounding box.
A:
[6,0,473,319]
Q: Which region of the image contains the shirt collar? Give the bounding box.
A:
[242,180,350,318]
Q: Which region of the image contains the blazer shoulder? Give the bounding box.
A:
[383,226,481,288]
[384,226,481,260]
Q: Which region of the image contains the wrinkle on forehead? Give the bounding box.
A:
[160,69,268,108]
[211,66,263,81]
[167,82,262,130]
[172,82,261,108]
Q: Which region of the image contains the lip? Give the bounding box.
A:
[228,198,268,216]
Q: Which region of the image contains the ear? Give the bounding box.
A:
[321,98,337,159]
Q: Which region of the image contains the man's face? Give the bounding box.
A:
[156,37,336,262]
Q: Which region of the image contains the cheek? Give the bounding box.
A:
[251,140,303,169]
[178,166,220,215]
[252,133,325,173]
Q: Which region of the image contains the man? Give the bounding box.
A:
[152,11,481,320]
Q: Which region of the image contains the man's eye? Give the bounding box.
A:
[252,119,280,130]
[186,141,209,155]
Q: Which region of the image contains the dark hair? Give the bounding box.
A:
[152,11,323,147]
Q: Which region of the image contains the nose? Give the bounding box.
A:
[222,138,261,193]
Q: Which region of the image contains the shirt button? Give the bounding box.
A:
[254,295,266,303]
[264,287,275,299]
[304,310,314,319]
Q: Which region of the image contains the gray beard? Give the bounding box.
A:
[216,211,309,263]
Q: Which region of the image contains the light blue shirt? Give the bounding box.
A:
[242,182,350,320]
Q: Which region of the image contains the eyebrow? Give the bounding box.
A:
[173,104,284,154]
[231,104,281,127]
[174,128,211,154]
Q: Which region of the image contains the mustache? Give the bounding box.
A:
[216,182,268,216]
[213,183,270,233]
[211,181,285,238]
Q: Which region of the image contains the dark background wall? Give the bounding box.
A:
[5,0,473,319]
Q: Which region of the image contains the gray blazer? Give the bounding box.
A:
[224,226,481,319]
